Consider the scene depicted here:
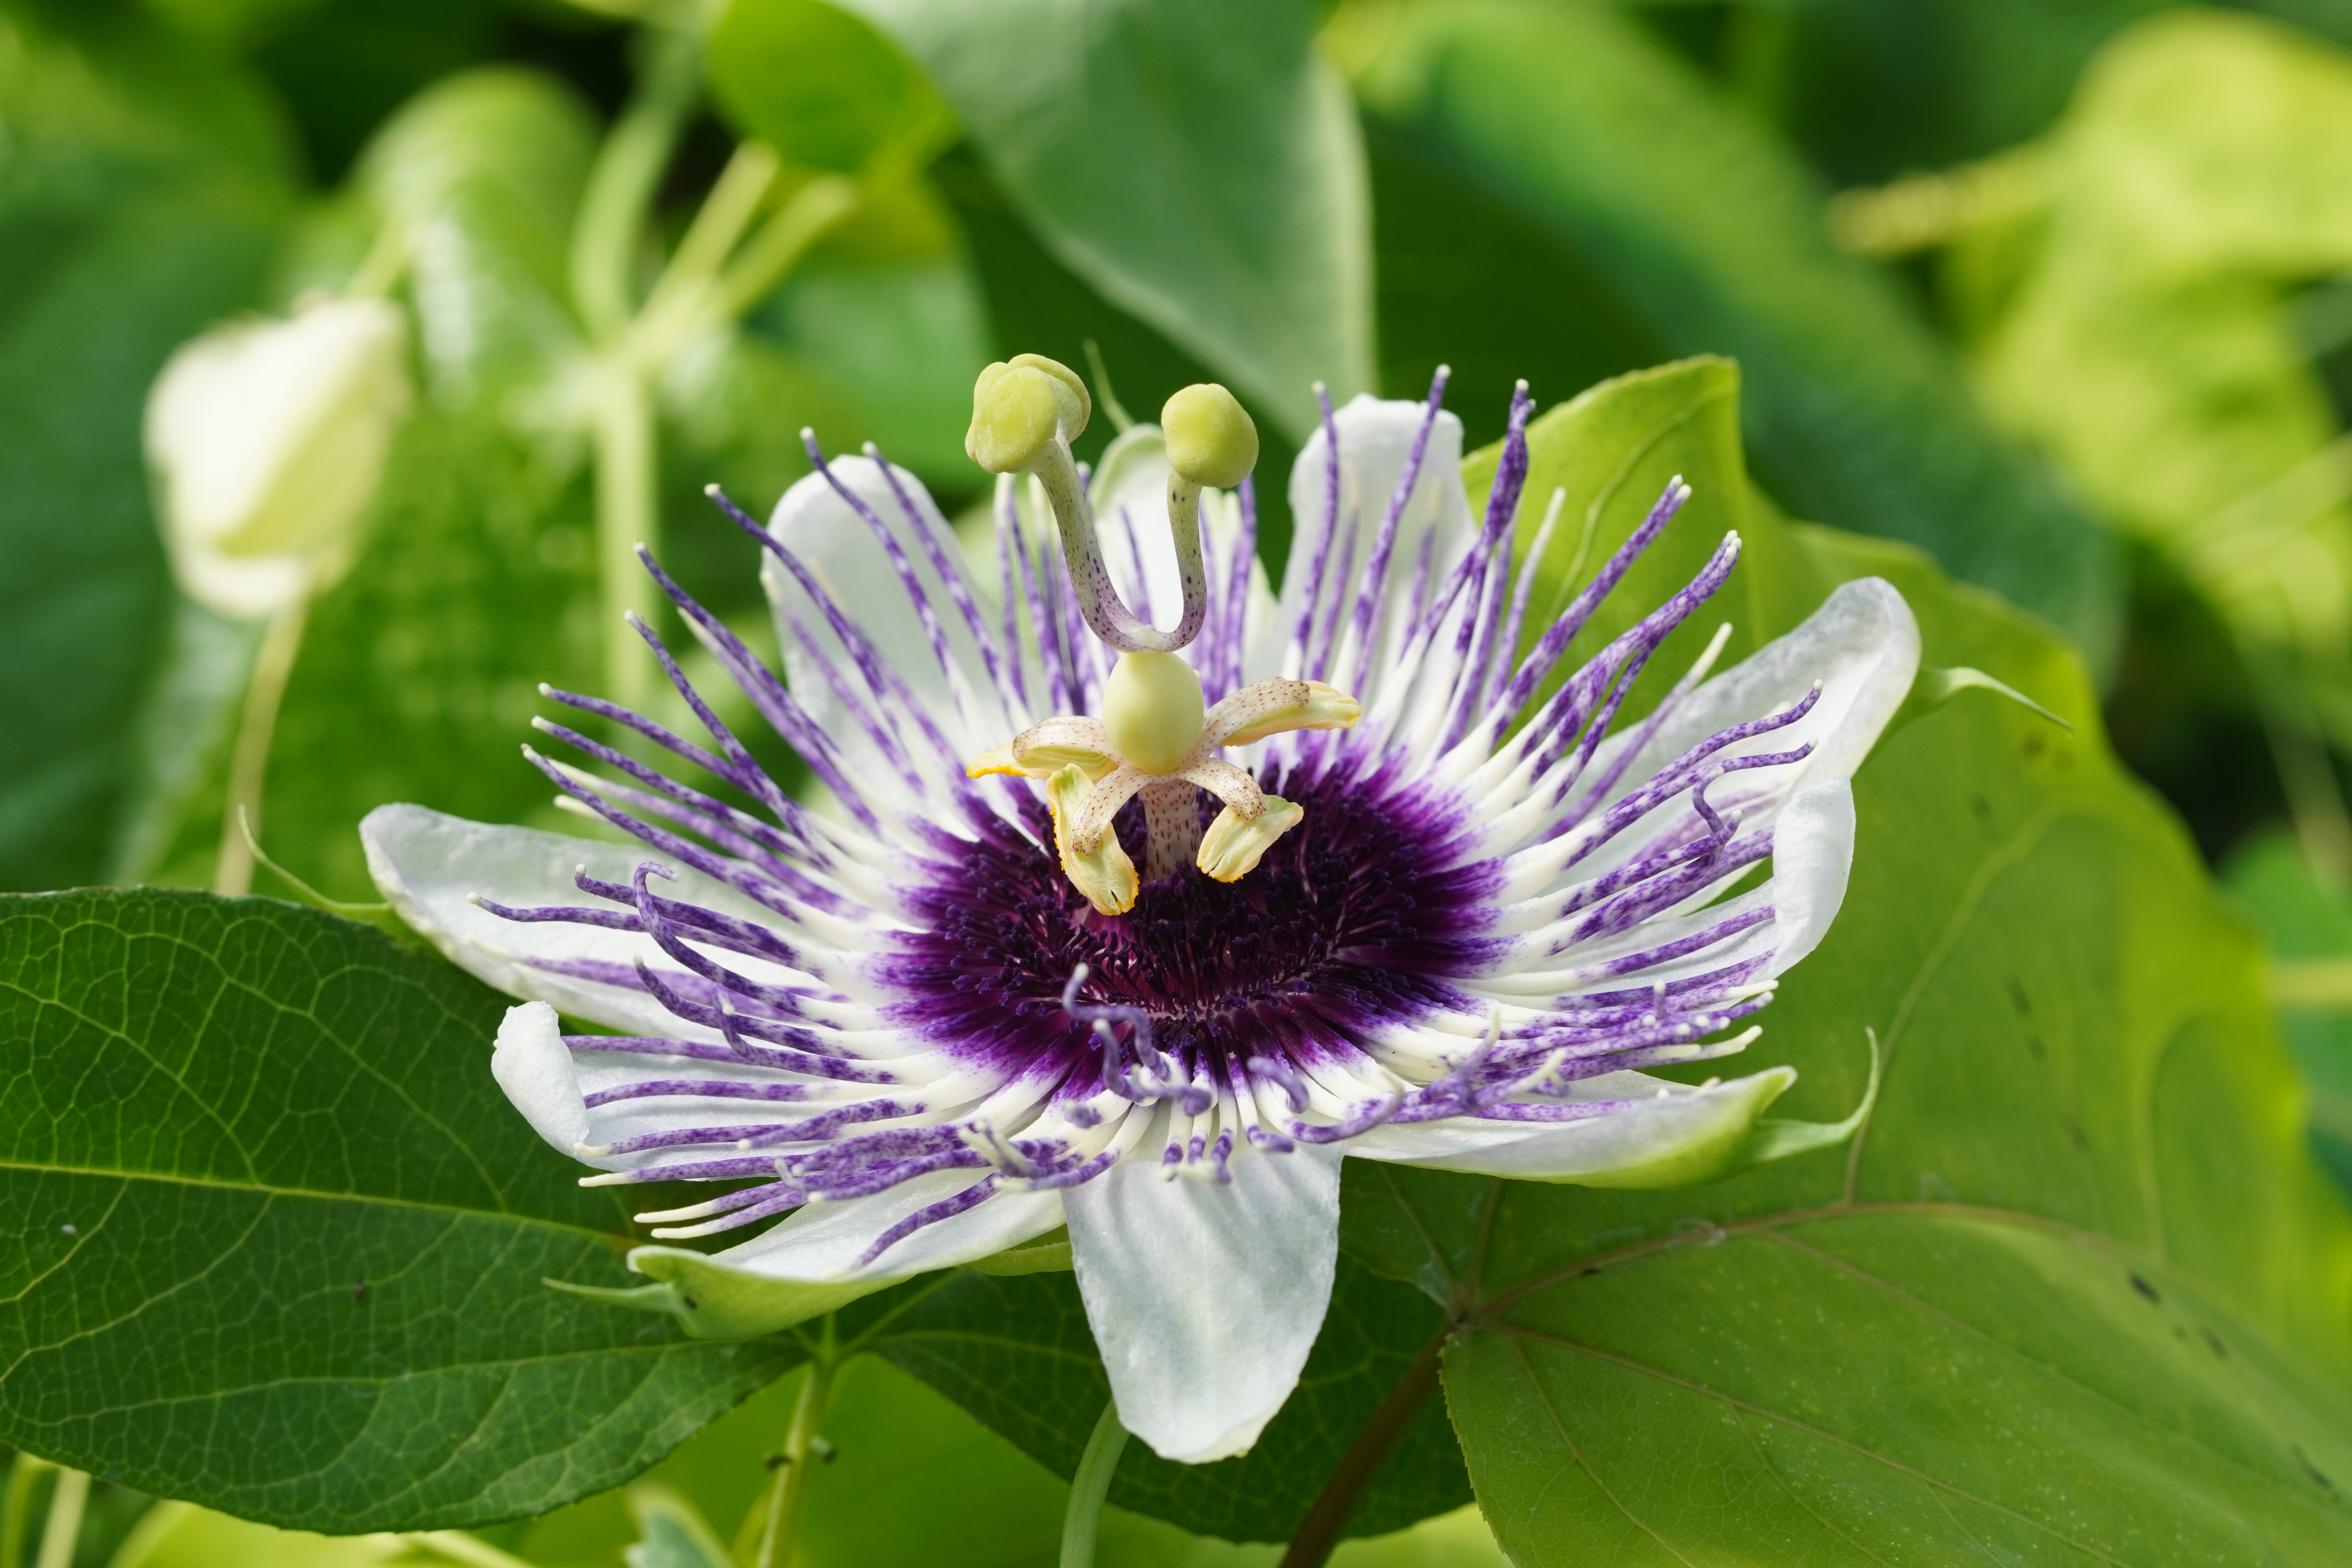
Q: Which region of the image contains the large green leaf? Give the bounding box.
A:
[0,7,294,892]
[1333,0,2122,665]
[1330,375,2352,1559]
[0,889,800,1530]
[840,0,1373,439]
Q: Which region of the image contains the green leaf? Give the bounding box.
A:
[1348,434,2352,1557]
[875,1256,1470,1545]
[708,0,951,176]
[0,7,295,890]
[1334,0,2123,664]
[702,172,994,501]
[0,889,800,1531]
[841,0,1374,439]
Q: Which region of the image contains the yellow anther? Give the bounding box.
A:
[965,744,1023,779]
[1102,652,1205,775]
[1161,383,1258,489]
[1211,680,1360,749]
[1198,795,1304,882]
[1014,733,1120,781]
[1046,764,1138,915]
[965,354,1090,473]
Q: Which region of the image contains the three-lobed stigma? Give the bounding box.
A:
[964,354,1358,912]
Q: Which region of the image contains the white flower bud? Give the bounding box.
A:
[145,297,412,618]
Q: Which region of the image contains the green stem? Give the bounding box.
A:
[31,1468,87,1568]
[1058,1401,1129,1568]
[570,24,701,343]
[215,593,312,897]
[757,1323,841,1568]
[627,138,783,361]
[3,1454,54,1568]
[709,175,860,325]
[572,23,697,724]
[592,359,660,717]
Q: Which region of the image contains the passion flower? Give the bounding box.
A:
[363,359,1917,1465]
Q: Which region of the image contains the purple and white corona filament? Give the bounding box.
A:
[364,358,1918,1465]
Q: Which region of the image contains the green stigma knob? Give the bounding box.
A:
[1102,651,1205,775]
[966,353,1091,474]
[1161,383,1258,488]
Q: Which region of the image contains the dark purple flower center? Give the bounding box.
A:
[874,757,1507,1091]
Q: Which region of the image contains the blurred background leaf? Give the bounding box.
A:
[1332,0,2123,664]
[842,0,1374,441]
[0,5,296,892]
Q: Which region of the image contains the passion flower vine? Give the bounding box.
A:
[363,354,1918,1465]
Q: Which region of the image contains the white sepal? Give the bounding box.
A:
[1064,1142,1344,1463]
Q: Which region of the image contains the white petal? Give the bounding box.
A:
[1595,577,1918,813]
[1511,577,1915,902]
[1764,779,1855,977]
[716,1168,1065,1280]
[361,802,793,1036]
[491,1001,588,1156]
[1064,1143,1344,1463]
[1276,394,1475,701]
[764,455,1001,780]
[1346,1067,1796,1187]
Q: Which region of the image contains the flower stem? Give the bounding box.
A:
[1058,1400,1129,1568]
[1279,1327,1448,1568]
[572,22,697,723]
[214,592,312,897]
[756,1321,840,1568]
[31,1467,87,1568]
[570,24,700,344]
[591,359,659,718]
